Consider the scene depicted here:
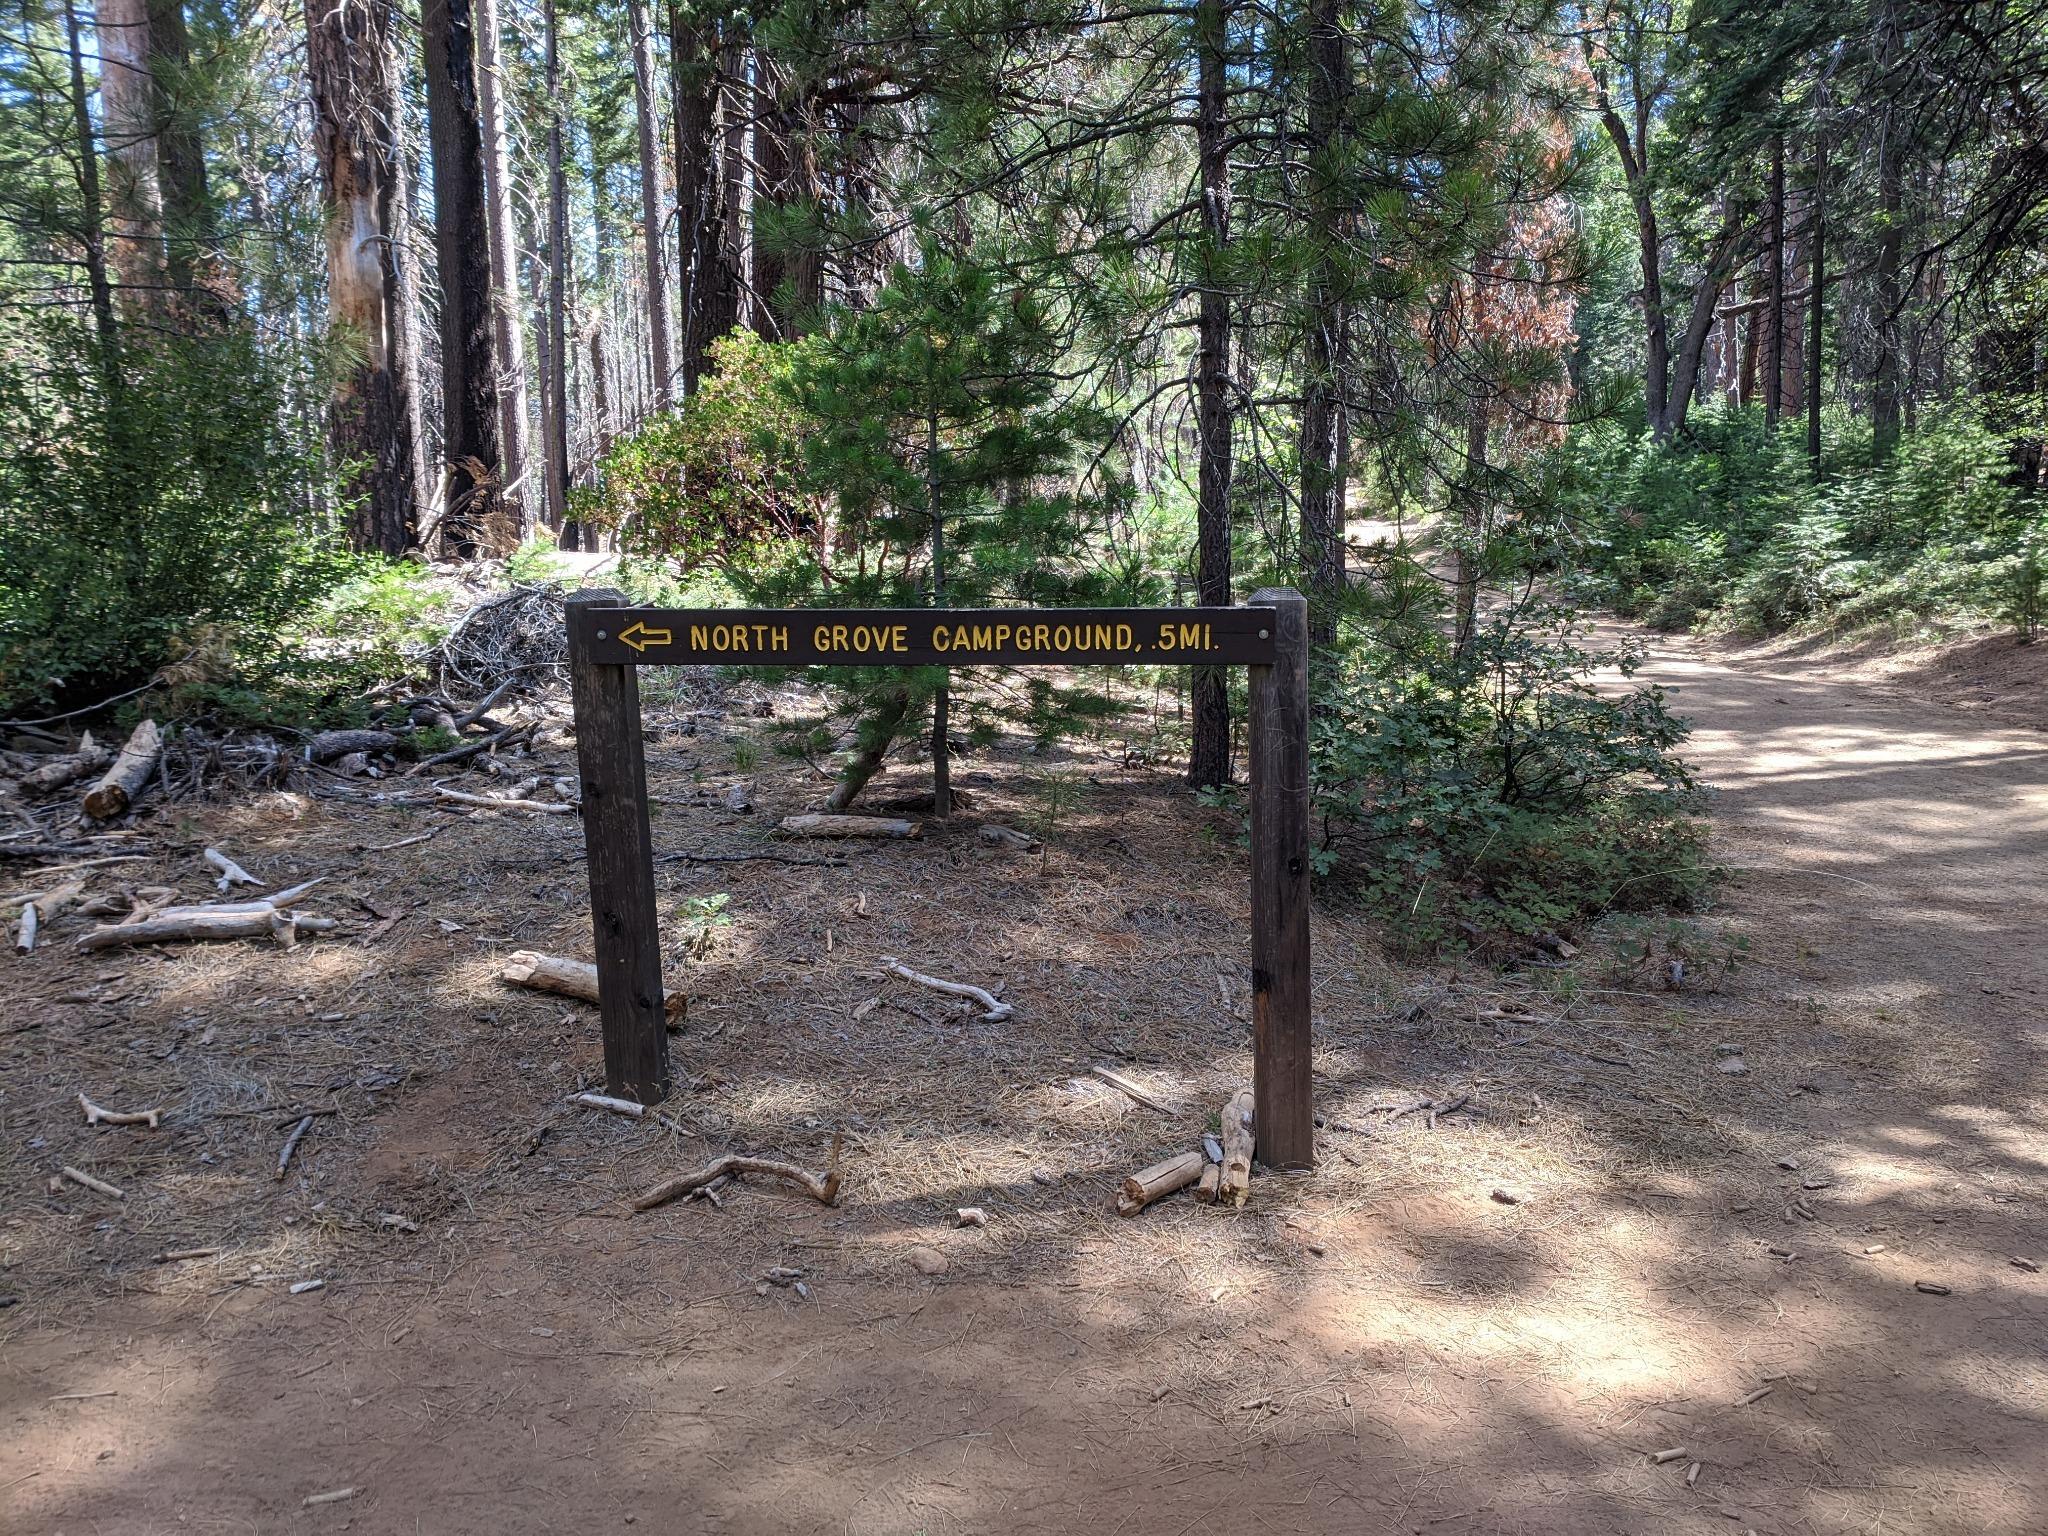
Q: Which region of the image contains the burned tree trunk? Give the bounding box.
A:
[307,0,423,553]
[423,0,506,554]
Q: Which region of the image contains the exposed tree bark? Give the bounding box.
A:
[542,0,571,542]
[146,0,214,303]
[672,9,736,387]
[1296,0,1350,650]
[1872,110,1904,461]
[63,0,123,403]
[627,0,675,409]
[1189,0,1234,789]
[307,0,423,554]
[1767,129,1785,430]
[474,0,532,535]
[95,0,165,304]
[1807,126,1826,475]
[422,0,507,554]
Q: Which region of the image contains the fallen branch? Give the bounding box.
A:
[435,785,575,814]
[82,719,161,820]
[77,910,337,950]
[976,824,1039,850]
[276,1115,315,1179]
[567,1090,646,1118]
[780,813,919,840]
[1091,1066,1173,1113]
[1116,1150,1205,1216]
[656,849,848,868]
[60,1165,124,1201]
[203,847,261,892]
[633,1133,843,1212]
[79,1092,161,1129]
[503,950,686,1024]
[881,956,1013,1022]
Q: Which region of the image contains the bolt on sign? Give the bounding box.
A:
[564,590,1316,1170]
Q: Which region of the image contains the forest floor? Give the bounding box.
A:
[2,622,2044,1535]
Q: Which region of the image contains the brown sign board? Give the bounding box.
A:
[572,606,1279,668]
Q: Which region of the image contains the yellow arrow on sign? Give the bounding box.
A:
[617,620,673,653]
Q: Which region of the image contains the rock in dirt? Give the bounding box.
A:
[906,1245,949,1276]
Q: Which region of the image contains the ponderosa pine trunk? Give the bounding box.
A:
[63,0,122,404]
[1188,0,1234,789]
[95,0,165,304]
[474,0,531,534]
[672,8,736,387]
[1296,0,1350,651]
[542,0,571,542]
[627,0,675,409]
[307,0,422,553]
[422,0,506,553]
[146,0,215,305]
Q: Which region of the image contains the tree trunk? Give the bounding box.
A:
[95,0,166,304]
[1872,122,1904,461]
[474,0,531,536]
[926,408,951,817]
[307,0,422,554]
[62,0,122,404]
[422,0,506,554]
[1807,127,1826,475]
[1766,130,1785,431]
[1595,95,1666,436]
[542,0,572,543]
[146,0,215,304]
[1296,0,1349,650]
[1454,395,1487,658]
[627,0,675,409]
[1189,0,1234,789]
[672,9,735,388]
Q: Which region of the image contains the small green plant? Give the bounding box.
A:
[674,893,733,960]
[730,738,761,772]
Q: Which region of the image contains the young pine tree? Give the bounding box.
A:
[765,249,1149,812]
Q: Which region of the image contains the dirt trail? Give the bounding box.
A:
[4,631,2045,1535]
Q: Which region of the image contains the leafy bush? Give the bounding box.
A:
[0,319,352,716]
[573,330,827,573]
[1566,403,2032,637]
[1309,603,1708,948]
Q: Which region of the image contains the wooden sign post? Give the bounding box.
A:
[565,589,1316,1168]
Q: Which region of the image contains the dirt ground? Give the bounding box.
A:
[3,626,2044,1535]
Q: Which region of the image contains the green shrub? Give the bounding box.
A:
[1564,403,2033,637]
[0,319,351,715]
[1308,605,1708,948]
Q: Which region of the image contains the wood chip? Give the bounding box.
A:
[1734,1385,1773,1406]
[1914,1280,1951,1295]
[1649,1446,1688,1465]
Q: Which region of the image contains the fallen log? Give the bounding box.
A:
[634,1133,843,1212]
[1116,1150,1205,1216]
[1195,1162,1222,1204]
[307,728,398,765]
[20,733,109,795]
[77,909,337,951]
[1219,1088,1255,1208]
[780,814,920,840]
[501,950,686,1024]
[82,719,162,820]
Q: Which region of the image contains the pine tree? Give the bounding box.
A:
[767,249,1151,810]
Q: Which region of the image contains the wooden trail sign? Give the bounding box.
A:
[570,604,1279,667]
[565,587,1315,1170]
